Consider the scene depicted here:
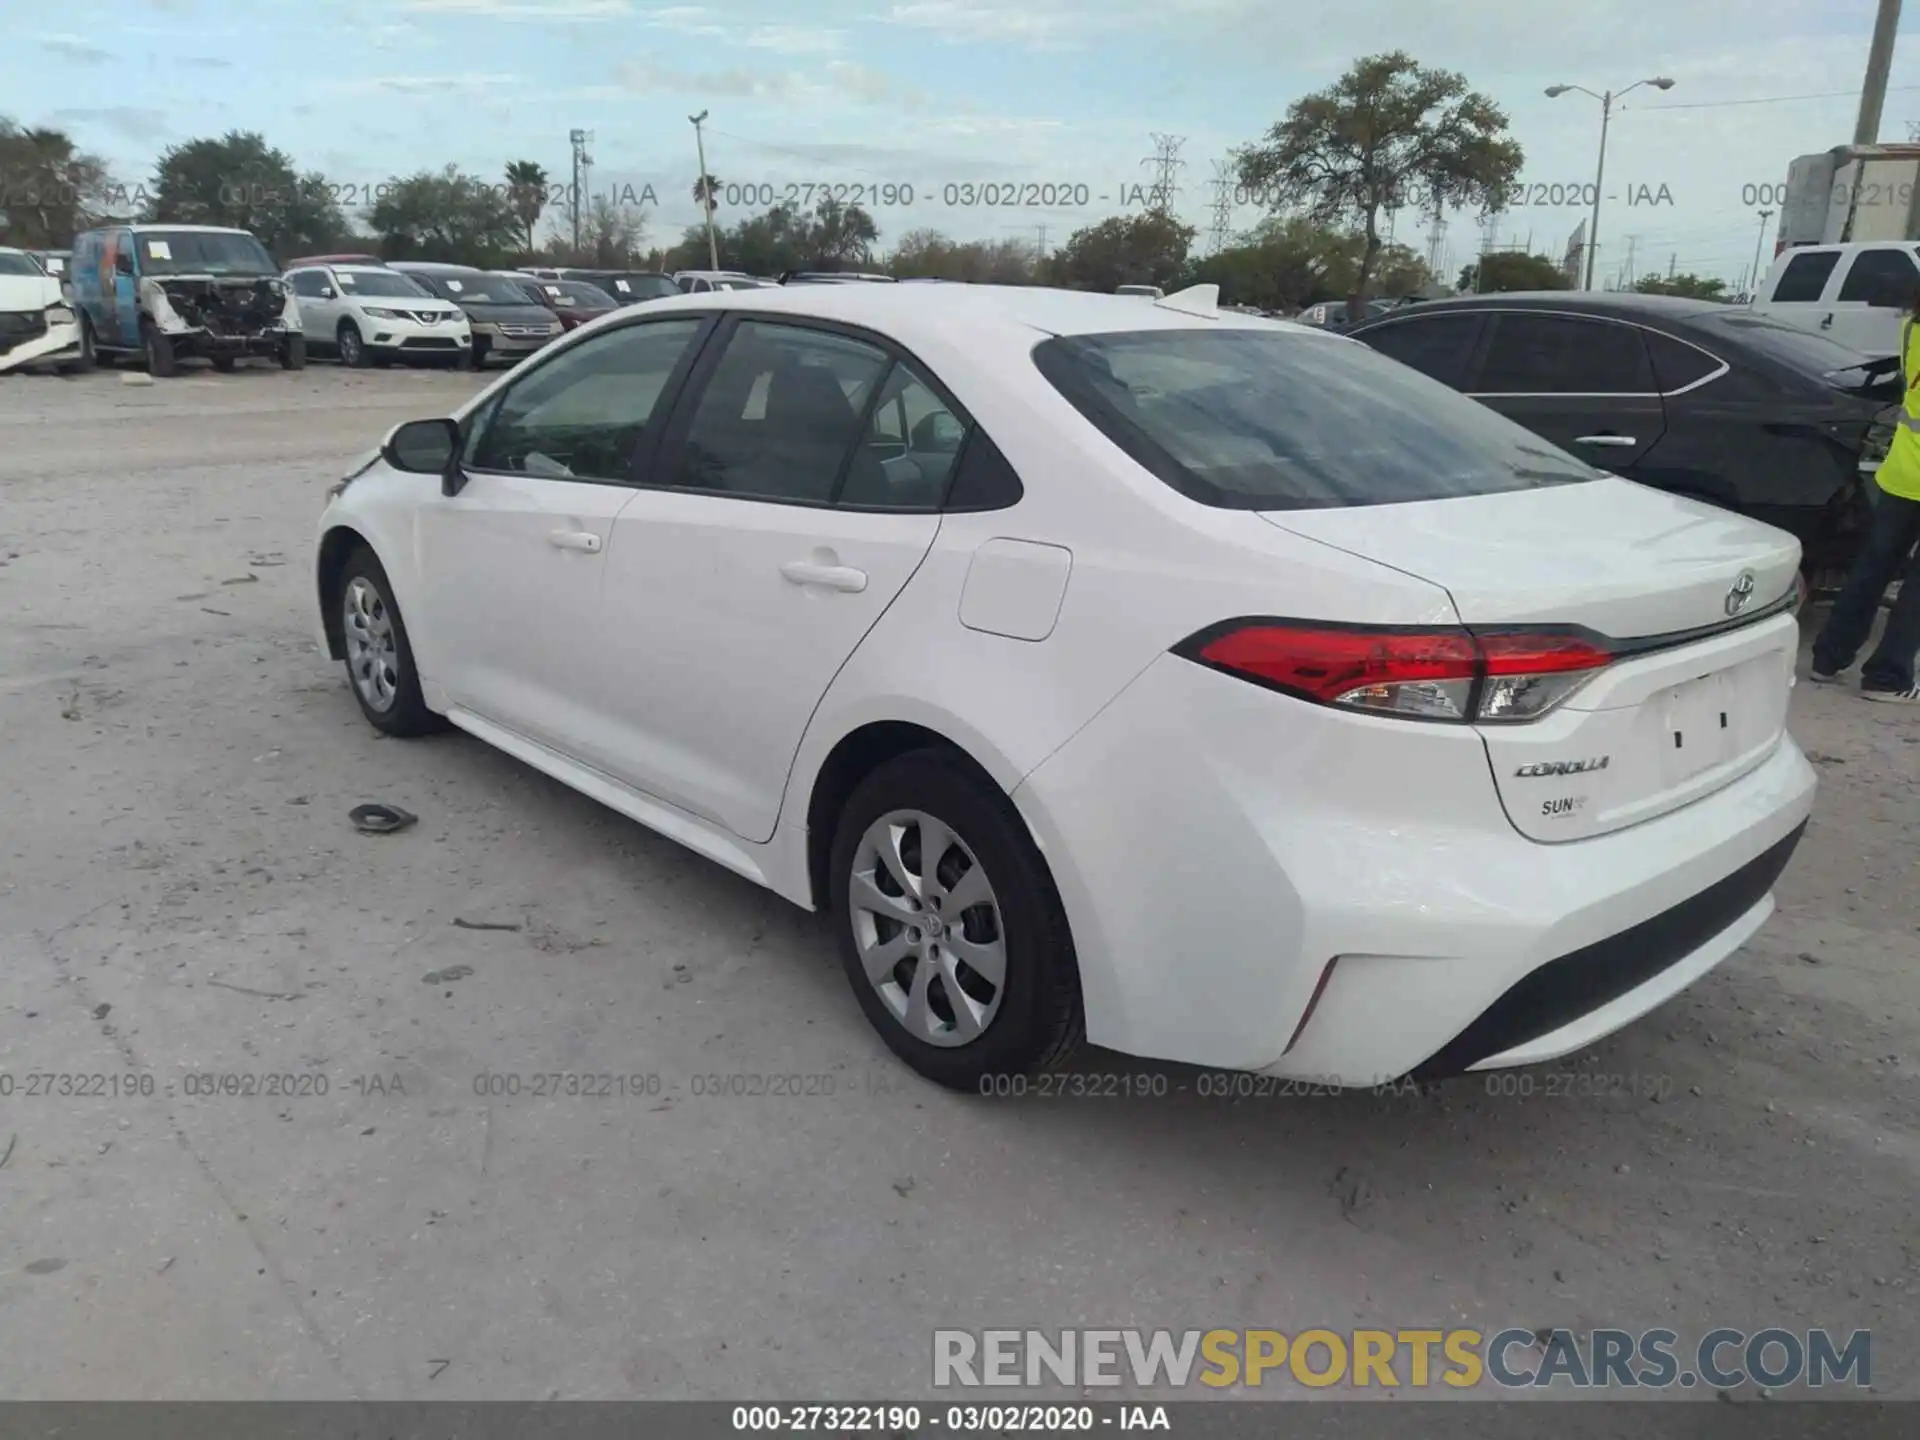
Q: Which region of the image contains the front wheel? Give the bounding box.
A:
[337,546,445,737]
[830,751,1082,1090]
[337,322,369,368]
[280,334,306,370]
[142,322,177,378]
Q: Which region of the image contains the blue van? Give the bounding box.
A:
[69,224,305,375]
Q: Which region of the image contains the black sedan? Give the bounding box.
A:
[1347,291,1899,586]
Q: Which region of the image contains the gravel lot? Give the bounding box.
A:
[1,363,1916,1403]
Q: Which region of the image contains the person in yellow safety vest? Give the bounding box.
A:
[1809,289,1920,703]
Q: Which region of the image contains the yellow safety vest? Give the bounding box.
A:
[1879,315,1920,501]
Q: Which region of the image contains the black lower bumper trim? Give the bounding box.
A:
[1411,819,1808,1080]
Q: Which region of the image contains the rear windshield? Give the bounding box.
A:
[1032,328,1600,510]
[541,280,616,306]
[1698,312,1885,369]
[414,272,527,305]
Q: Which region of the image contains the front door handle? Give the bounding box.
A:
[548,530,602,553]
[1573,434,1638,447]
[1819,313,1834,330]
[780,560,867,593]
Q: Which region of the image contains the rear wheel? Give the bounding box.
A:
[466,338,487,371]
[337,546,445,738]
[829,750,1082,1090]
[279,333,306,370]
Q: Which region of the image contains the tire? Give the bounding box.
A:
[337,321,369,368]
[63,317,96,374]
[280,334,306,370]
[829,749,1082,1090]
[466,338,487,371]
[142,321,177,378]
[210,353,236,373]
[336,545,446,738]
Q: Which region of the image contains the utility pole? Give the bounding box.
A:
[1623,234,1638,289]
[568,128,591,255]
[1749,209,1774,301]
[1855,0,1903,145]
[1668,252,1676,278]
[689,109,719,270]
[1207,160,1233,255]
[1141,134,1186,213]
[1034,223,1048,261]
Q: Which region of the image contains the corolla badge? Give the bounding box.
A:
[1725,570,1756,616]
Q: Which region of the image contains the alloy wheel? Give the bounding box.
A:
[849,809,1007,1047]
[343,576,399,712]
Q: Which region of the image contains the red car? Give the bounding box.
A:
[500,275,618,331]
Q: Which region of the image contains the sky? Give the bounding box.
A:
[8,0,1920,287]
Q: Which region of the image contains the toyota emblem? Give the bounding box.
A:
[1725,570,1756,616]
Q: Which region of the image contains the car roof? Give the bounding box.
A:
[123,224,258,236]
[1366,290,1732,322]
[608,283,1310,347]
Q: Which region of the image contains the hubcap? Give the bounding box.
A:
[343,576,399,712]
[849,809,1006,1047]
[341,328,360,363]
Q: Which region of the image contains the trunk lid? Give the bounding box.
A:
[1264,478,1803,841]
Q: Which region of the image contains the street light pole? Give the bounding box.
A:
[689,109,719,271]
[1855,0,1904,145]
[1546,76,1676,291]
[1749,208,1774,303]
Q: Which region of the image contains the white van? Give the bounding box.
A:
[1751,241,1919,358]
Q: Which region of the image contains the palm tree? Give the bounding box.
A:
[504,159,549,253]
[692,173,721,217]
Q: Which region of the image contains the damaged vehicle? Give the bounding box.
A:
[69,224,305,376]
[0,246,85,375]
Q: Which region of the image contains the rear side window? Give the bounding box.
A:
[1643,329,1722,392]
[1032,329,1597,511]
[1477,313,1654,394]
[1772,250,1841,302]
[1356,314,1483,389]
[1836,247,1920,306]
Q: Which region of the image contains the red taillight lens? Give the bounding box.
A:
[1182,623,1612,723]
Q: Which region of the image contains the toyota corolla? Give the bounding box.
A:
[312,283,1816,1090]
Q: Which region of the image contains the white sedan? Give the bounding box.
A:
[313,282,1817,1090]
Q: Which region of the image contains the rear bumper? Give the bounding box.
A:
[1012,652,1818,1083]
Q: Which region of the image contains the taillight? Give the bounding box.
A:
[1177,621,1612,723]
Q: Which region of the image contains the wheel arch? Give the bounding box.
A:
[315,523,373,660]
[800,716,1025,914]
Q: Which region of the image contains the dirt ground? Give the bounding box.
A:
[0,361,1915,1403]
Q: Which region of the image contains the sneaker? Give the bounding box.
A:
[1807,665,1846,684]
[1860,683,1920,704]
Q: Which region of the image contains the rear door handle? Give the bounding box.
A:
[780,560,867,593]
[1819,313,1835,330]
[1573,435,1638,447]
[548,530,602,553]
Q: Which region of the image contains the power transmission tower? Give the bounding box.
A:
[1034,224,1048,261]
[568,128,594,253]
[1424,206,1448,281]
[1140,133,1187,212]
[1208,160,1234,254]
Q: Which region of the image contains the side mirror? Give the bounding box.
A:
[383,418,463,492]
[317,285,335,299]
[115,254,134,276]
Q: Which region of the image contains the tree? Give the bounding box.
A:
[671,197,882,276]
[148,131,347,260]
[0,118,114,248]
[1237,52,1521,321]
[692,172,720,217]
[888,228,1040,283]
[1051,210,1195,292]
[368,165,521,266]
[585,193,648,267]
[504,160,549,253]
[1456,251,1569,293]
[1634,272,1727,301]
[1186,216,1356,310]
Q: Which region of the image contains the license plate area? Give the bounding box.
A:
[1655,660,1769,786]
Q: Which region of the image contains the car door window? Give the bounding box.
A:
[1475,313,1655,394]
[1771,250,1841,302]
[467,318,706,482]
[838,362,970,509]
[669,321,892,503]
[289,270,328,298]
[1643,329,1722,392]
[1358,314,1483,389]
[1836,248,1919,306]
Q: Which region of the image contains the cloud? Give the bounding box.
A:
[40,34,115,63]
[743,25,846,55]
[612,57,910,109]
[51,107,172,142]
[877,2,1085,49]
[402,0,630,17]
[179,56,235,69]
[330,72,523,95]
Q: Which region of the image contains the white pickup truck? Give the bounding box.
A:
[1750,240,1917,359]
